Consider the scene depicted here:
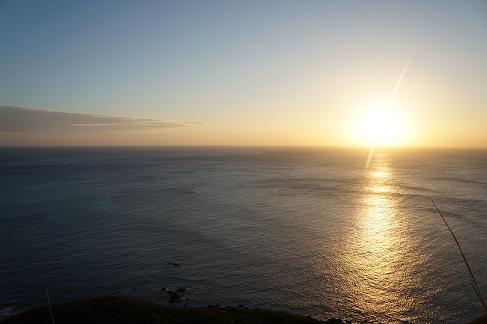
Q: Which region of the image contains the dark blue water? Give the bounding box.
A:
[1,147,487,322]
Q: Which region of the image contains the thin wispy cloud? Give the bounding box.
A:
[0,105,192,133]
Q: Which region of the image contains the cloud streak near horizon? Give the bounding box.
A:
[0,105,192,133]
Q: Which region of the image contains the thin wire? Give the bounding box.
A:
[45,289,55,324]
[431,199,487,312]
[450,235,476,313]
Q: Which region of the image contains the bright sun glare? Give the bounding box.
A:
[358,105,405,147]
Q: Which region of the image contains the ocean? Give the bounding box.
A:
[1,147,486,322]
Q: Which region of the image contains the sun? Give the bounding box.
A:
[358,104,406,147]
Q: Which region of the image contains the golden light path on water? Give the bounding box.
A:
[339,151,426,321]
[357,158,401,313]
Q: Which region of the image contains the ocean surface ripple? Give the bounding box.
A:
[1,147,486,322]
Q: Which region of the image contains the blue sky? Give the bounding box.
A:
[1,0,486,146]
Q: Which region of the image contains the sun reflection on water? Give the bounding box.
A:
[341,152,417,321]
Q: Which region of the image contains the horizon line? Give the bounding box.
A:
[1,144,486,150]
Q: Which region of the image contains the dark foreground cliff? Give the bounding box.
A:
[4,296,486,323]
[1,296,346,324]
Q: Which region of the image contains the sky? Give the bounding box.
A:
[0,0,486,147]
